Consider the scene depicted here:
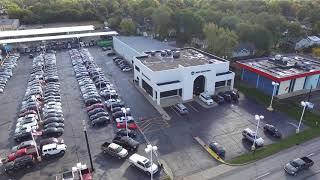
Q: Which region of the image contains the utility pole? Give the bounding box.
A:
[83,120,94,172]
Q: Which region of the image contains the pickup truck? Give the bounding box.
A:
[129,153,158,175]
[284,156,314,176]
[101,142,128,159]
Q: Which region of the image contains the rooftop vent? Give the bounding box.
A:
[161,51,166,57]
[165,49,172,56]
[275,54,282,60]
[173,51,180,58]
[150,51,156,56]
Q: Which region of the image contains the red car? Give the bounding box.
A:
[116,122,138,130]
[86,103,105,112]
[7,148,37,162]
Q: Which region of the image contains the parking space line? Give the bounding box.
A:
[170,106,182,117]
[186,103,199,112]
[254,172,270,180]
[307,153,315,157]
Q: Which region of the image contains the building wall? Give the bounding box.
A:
[304,74,320,89]
[134,56,234,103]
[241,69,258,87]
[278,80,290,95]
[113,36,143,64]
[293,77,306,91]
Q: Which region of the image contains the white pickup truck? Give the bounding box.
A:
[129,153,158,175]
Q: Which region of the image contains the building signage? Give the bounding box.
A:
[191,70,211,75]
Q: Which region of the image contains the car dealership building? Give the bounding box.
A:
[113,36,235,105]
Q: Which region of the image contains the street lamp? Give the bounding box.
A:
[122,108,128,137]
[251,114,264,151]
[145,144,158,180]
[296,101,310,134]
[267,81,279,111]
[31,95,41,122]
[82,120,94,172]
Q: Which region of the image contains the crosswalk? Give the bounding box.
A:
[136,116,170,134]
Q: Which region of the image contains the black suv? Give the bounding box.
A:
[4,155,35,174]
[112,136,139,151]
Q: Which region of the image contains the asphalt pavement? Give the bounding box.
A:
[184,137,320,180]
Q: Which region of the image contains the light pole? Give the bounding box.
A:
[267,81,279,111]
[31,95,41,122]
[251,114,264,151]
[82,120,94,172]
[145,144,158,180]
[122,108,128,137]
[296,101,310,134]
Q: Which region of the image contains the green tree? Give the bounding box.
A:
[173,9,204,43]
[152,5,173,39]
[203,23,238,57]
[219,15,242,30]
[120,18,136,35]
[287,22,304,38]
[312,22,320,34]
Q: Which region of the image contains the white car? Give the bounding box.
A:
[242,128,264,147]
[199,92,214,105]
[115,116,135,123]
[15,124,37,133]
[129,153,158,175]
[16,119,38,127]
[42,143,67,158]
[122,67,132,72]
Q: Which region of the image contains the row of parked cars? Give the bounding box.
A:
[3,53,67,175]
[198,90,240,106]
[112,56,132,72]
[69,48,110,127]
[0,54,20,93]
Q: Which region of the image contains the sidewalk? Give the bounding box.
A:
[129,79,171,120]
[182,164,236,180]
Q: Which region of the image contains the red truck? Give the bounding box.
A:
[7,147,37,162]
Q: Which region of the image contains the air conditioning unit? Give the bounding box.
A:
[150,51,156,56]
[173,51,180,58]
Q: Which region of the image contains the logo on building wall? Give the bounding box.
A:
[191,70,211,75]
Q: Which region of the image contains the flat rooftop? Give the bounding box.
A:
[0,25,95,39]
[137,48,227,71]
[238,54,320,81]
[116,36,174,53]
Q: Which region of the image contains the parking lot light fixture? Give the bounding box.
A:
[251,115,264,151]
[82,120,94,172]
[267,81,279,111]
[297,101,309,134]
[122,109,128,137]
[145,144,158,180]
[31,95,41,122]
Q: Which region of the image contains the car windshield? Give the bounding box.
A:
[290,161,300,168]
[203,95,211,100]
[144,160,151,168]
[116,146,123,152]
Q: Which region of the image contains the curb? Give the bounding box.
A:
[159,159,174,180]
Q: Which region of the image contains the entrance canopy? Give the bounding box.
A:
[0,25,95,39]
[0,31,118,44]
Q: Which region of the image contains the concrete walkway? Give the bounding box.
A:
[130,79,171,120]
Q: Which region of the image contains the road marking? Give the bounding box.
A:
[254,172,270,180]
[307,153,315,157]
[171,106,182,117]
[288,122,298,128]
[186,103,199,112]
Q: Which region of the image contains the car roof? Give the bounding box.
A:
[42,143,57,150]
[109,143,120,149]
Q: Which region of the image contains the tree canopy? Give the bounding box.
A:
[2,0,320,55]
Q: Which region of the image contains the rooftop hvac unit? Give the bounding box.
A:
[275,54,282,60]
[150,51,156,56]
[161,51,166,57]
[173,51,180,58]
[165,49,172,56]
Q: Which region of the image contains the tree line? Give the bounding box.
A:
[2,0,320,57]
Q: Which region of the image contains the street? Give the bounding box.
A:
[183,137,320,180]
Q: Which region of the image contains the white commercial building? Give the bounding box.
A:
[113,36,234,105]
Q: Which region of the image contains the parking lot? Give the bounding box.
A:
[0,47,307,180]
